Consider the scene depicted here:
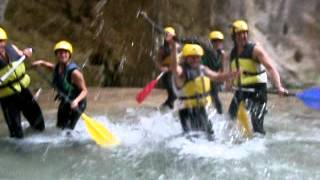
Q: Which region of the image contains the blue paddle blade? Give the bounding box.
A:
[296,87,320,110]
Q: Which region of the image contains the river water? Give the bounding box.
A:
[0,89,319,180]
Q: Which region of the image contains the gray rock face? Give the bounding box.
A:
[0,0,8,23]
[4,0,320,86]
[152,0,320,86]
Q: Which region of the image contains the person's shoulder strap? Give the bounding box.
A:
[64,61,79,82]
[66,61,79,72]
[4,43,21,62]
[245,42,256,58]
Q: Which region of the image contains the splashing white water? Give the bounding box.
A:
[6,108,269,160]
[112,108,267,160]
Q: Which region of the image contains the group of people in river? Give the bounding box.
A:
[0,27,87,138]
[156,20,288,139]
[0,19,288,140]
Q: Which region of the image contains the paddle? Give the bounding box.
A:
[33,67,120,148]
[136,71,165,104]
[137,10,183,42]
[239,86,320,111]
[285,87,320,110]
[237,101,253,137]
[0,55,26,84]
[231,27,253,138]
[137,10,164,34]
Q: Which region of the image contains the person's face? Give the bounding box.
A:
[165,32,174,43]
[56,49,71,64]
[185,56,201,68]
[235,31,248,47]
[210,39,223,49]
[0,39,7,53]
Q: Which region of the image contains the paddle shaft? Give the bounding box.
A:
[138,11,181,42]
[156,71,166,80]
[233,87,296,97]
[0,55,26,84]
[32,67,84,113]
[231,27,245,104]
[137,11,163,34]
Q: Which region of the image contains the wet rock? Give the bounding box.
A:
[3,0,320,87]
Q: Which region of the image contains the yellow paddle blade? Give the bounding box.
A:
[81,113,121,148]
[237,101,253,138]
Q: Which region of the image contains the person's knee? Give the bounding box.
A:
[34,123,45,131]
[29,115,45,131]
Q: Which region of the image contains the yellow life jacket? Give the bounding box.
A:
[230,43,267,86]
[179,66,212,108]
[0,61,30,98]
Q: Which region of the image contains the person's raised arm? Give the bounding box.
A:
[32,60,55,71]
[170,42,183,77]
[253,44,288,95]
[12,45,32,58]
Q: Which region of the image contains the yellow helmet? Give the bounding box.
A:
[0,27,8,40]
[54,40,73,54]
[209,31,224,40]
[164,26,175,36]
[232,20,248,33]
[182,44,204,57]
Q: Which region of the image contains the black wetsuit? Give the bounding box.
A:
[53,62,87,130]
[0,43,45,138]
[228,43,268,134]
[159,42,176,109]
[201,48,224,114]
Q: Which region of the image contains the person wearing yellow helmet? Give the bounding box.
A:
[227,20,288,134]
[0,27,45,138]
[154,26,181,110]
[170,42,239,140]
[200,30,227,114]
[32,40,88,130]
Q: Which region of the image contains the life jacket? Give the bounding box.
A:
[178,65,212,108]
[0,43,30,98]
[230,42,267,86]
[53,61,80,101]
